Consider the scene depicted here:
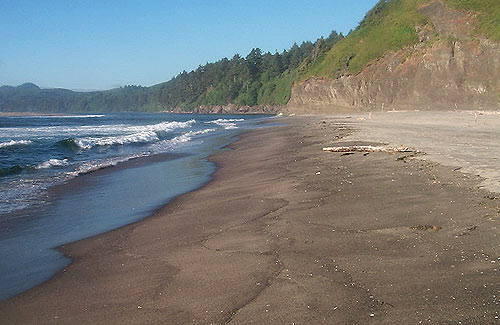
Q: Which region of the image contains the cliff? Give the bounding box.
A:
[288,1,500,113]
[166,104,280,115]
[3,1,498,114]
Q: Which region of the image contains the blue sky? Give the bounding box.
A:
[0,0,378,90]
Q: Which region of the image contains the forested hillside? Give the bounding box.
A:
[2,0,498,113]
[154,32,343,109]
[0,32,343,113]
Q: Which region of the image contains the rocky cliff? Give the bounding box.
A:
[165,104,280,115]
[288,1,500,113]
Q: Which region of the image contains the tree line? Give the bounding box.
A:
[0,31,343,113]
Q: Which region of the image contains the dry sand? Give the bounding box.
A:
[1,116,500,324]
[346,110,500,193]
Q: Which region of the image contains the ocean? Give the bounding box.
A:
[0,112,272,301]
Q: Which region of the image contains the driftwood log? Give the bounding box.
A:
[323,145,417,153]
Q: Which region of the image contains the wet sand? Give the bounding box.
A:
[1,116,500,324]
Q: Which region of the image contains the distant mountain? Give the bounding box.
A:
[16,83,40,91]
[2,0,499,114]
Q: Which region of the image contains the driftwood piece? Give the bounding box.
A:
[322,145,417,153]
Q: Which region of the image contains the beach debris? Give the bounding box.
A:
[410,225,441,232]
[323,145,417,153]
[315,171,321,175]
[453,225,478,238]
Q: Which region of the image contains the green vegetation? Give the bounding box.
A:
[0,33,342,112]
[1,0,499,113]
[156,32,343,109]
[297,0,500,81]
[444,0,500,40]
[297,0,428,80]
[0,83,159,113]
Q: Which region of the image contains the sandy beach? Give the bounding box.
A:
[1,115,500,324]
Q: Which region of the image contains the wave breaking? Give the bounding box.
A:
[0,140,32,149]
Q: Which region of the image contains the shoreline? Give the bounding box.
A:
[1,116,500,323]
[0,113,272,302]
[0,129,235,302]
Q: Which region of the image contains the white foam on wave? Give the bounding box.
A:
[75,131,159,149]
[67,128,216,175]
[1,119,196,139]
[149,128,216,152]
[170,128,215,144]
[0,118,215,216]
[25,114,105,118]
[68,154,147,176]
[0,178,49,214]
[0,140,32,148]
[78,119,196,133]
[208,118,245,130]
[36,159,69,169]
[137,119,196,133]
[185,128,216,137]
[74,122,212,150]
[62,114,104,118]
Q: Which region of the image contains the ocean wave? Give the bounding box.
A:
[185,128,216,137]
[0,165,24,177]
[68,154,147,176]
[35,159,69,169]
[25,114,105,118]
[83,119,197,133]
[69,120,199,149]
[73,127,215,173]
[1,119,196,139]
[0,177,50,214]
[169,129,214,144]
[78,119,197,133]
[149,128,216,152]
[208,118,244,130]
[75,131,159,149]
[57,139,80,150]
[137,119,196,133]
[60,114,104,118]
[1,119,196,138]
[0,140,32,149]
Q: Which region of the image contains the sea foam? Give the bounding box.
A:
[208,118,244,130]
[25,114,105,118]
[2,119,196,139]
[75,131,159,149]
[36,159,69,169]
[0,140,33,149]
[69,154,147,176]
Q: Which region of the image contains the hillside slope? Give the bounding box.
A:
[2,0,498,114]
[0,34,342,114]
[288,0,500,112]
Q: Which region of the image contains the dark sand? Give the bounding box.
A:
[1,117,500,324]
